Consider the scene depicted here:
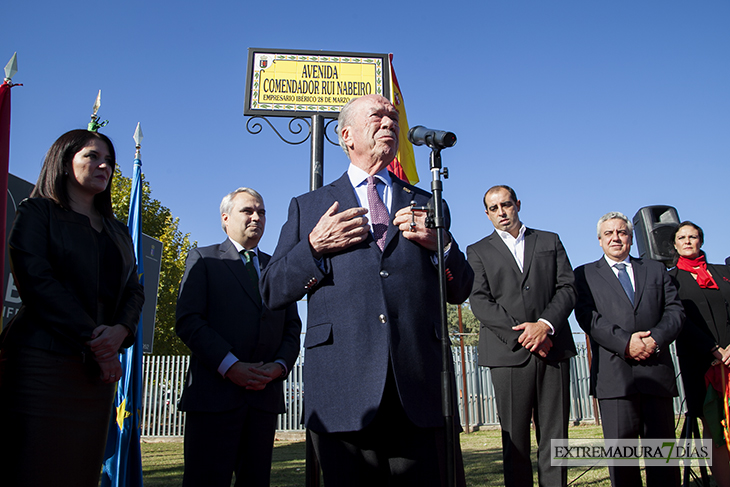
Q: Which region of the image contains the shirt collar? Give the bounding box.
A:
[229,237,258,256]
[347,164,392,189]
[604,254,631,267]
[497,224,526,242]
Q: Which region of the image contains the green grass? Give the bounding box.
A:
[140,424,715,486]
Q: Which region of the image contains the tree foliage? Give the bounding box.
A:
[111,166,195,355]
[447,301,480,346]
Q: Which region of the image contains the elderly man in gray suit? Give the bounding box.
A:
[575,211,683,487]
[467,185,577,487]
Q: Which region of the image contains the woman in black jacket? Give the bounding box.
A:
[0,129,145,487]
[670,221,730,487]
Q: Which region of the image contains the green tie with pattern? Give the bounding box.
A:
[242,249,261,301]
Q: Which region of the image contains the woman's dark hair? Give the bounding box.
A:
[670,220,705,266]
[30,130,116,218]
[673,220,704,246]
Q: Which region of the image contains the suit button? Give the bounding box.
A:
[524,285,530,291]
[379,270,389,278]
[379,314,387,324]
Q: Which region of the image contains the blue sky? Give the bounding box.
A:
[3,1,729,332]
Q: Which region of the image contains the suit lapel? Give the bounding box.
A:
[327,172,360,210]
[595,257,634,307]
[259,251,271,271]
[327,172,382,253]
[383,175,417,252]
[487,231,522,275]
[220,239,262,310]
[521,228,536,278]
[630,257,645,308]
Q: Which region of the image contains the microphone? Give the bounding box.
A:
[408,126,457,149]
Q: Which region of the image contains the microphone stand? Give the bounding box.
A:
[409,125,458,487]
[428,147,457,487]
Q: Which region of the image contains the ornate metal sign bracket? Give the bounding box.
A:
[246,114,339,191]
[246,116,311,145]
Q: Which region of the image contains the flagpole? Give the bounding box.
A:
[101,121,145,487]
[1,53,21,329]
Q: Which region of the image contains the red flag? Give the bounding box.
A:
[387,54,418,184]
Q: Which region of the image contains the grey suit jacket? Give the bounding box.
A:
[176,239,302,413]
[575,256,684,399]
[467,228,577,367]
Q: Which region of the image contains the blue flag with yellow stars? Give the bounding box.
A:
[101,150,145,487]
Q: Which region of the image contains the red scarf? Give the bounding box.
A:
[677,254,719,289]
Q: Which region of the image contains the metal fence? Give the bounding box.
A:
[141,341,687,438]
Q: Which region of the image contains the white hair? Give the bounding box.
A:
[596,211,633,238]
[336,97,358,157]
[219,187,263,231]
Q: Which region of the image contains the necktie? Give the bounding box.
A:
[242,249,261,301]
[615,263,634,304]
[366,176,389,250]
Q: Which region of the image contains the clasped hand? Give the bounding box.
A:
[513,321,552,358]
[88,324,129,383]
[225,362,281,391]
[625,331,657,360]
[711,346,730,367]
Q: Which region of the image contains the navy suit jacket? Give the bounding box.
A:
[467,228,577,367]
[574,256,684,399]
[260,172,474,433]
[176,239,302,414]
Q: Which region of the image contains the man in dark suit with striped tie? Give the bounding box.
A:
[176,188,302,487]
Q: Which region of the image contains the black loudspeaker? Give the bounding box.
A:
[632,206,680,265]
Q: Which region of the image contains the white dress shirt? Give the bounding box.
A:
[496,224,526,272]
[496,224,554,334]
[348,164,393,215]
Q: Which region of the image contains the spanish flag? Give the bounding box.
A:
[387,54,418,184]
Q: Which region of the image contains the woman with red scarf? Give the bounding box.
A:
[669,221,730,486]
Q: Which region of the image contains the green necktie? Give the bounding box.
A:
[243,249,261,301]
